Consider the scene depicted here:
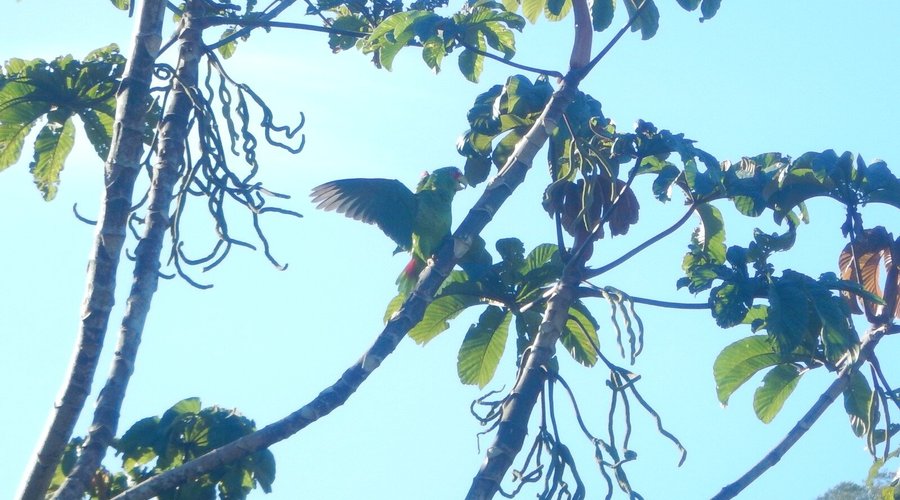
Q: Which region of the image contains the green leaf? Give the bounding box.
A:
[457,306,512,387]
[79,108,114,160]
[521,0,545,23]
[218,29,238,59]
[409,294,480,344]
[30,117,75,201]
[383,293,405,323]
[329,15,368,52]
[0,119,37,171]
[591,0,615,31]
[753,364,802,423]
[710,282,750,328]
[651,163,680,201]
[810,289,857,364]
[843,370,874,437]
[694,203,726,264]
[700,0,721,21]
[250,449,276,493]
[117,417,161,472]
[624,0,659,40]
[560,301,600,366]
[160,397,202,430]
[422,36,445,71]
[458,47,485,83]
[464,154,492,186]
[675,0,700,10]
[491,127,525,168]
[713,336,782,405]
[544,0,571,21]
[766,278,810,354]
[482,22,516,58]
[501,0,519,13]
[520,243,558,275]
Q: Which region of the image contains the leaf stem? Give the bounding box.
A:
[585,203,696,278]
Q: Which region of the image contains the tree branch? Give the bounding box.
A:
[578,287,708,309]
[53,3,206,498]
[203,0,298,51]
[111,30,583,500]
[205,17,370,48]
[464,3,653,497]
[711,324,892,500]
[585,203,696,278]
[16,2,167,498]
[459,41,563,79]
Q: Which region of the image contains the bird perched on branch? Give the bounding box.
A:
[310,167,468,294]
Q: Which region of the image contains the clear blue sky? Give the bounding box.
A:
[2,1,899,498]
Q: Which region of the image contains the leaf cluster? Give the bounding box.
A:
[385,238,601,387]
[50,398,276,499]
[317,0,725,81]
[0,45,157,200]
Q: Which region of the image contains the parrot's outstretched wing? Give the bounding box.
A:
[310,178,416,250]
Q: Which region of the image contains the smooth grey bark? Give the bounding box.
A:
[52,3,205,498]
[17,2,167,498]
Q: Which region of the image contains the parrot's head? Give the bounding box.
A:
[418,166,468,193]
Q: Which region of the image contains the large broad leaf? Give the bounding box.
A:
[591,0,615,31]
[544,0,571,21]
[700,0,721,20]
[559,301,600,366]
[30,116,75,200]
[521,0,546,23]
[458,41,485,83]
[694,202,726,263]
[421,36,446,72]
[843,370,875,437]
[766,278,810,354]
[117,417,162,473]
[79,108,115,160]
[159,397,202,431]
[675,0,700,10]
[458,306,512,387]
[409,294,481,344]
[623,0,659,40]
[838,226,899,318]
[713,335,783,405]
[753,364,803,423]
[0,46,126,197]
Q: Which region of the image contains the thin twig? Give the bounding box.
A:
[586,203,696,278]
[459,41,563,79]
[579,287,708,309]
[580,0,647,77]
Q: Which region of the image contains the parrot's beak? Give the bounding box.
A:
[456,175,468,191]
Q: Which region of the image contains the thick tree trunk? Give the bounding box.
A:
[53,3,206,498]
[55,3,203,499]
[17,2,167,498]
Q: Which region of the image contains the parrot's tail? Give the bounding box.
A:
[396,258,424,295]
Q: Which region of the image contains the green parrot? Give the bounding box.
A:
[310,167,468,294]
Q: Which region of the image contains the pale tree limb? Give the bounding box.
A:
[16,2,167,498]
[52,2,208,498]
[711,324,897,500]
[465,266,583,499]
